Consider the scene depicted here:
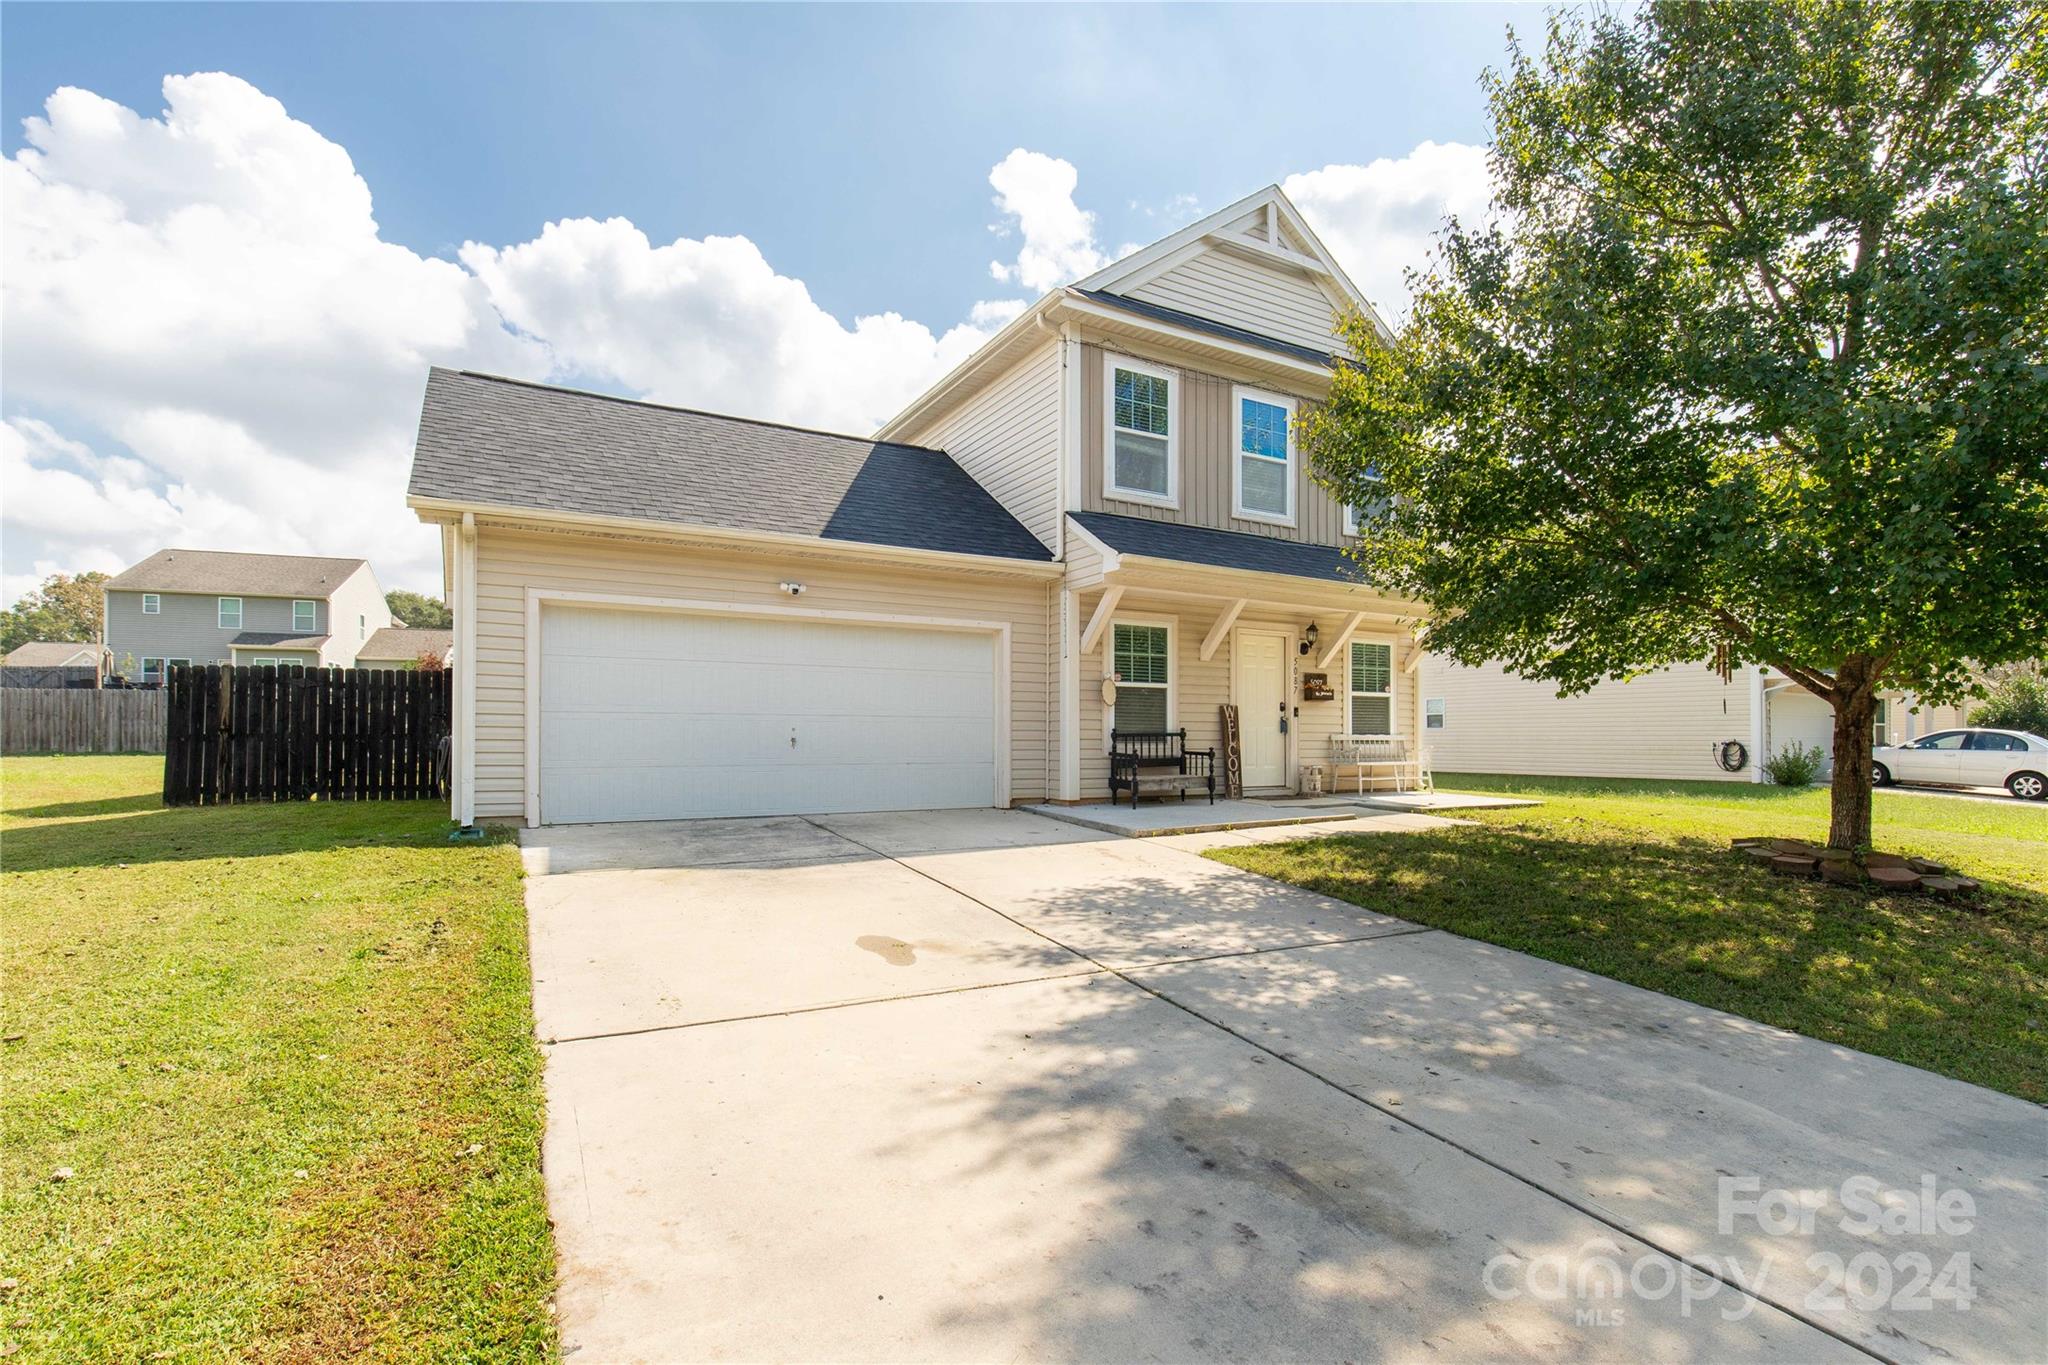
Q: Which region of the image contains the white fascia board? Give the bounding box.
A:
[872,292,1063,442]
[405,496,1065,579]
[1061,515,1124,575]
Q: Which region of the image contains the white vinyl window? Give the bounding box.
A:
[293,600,316,633]
[141,593,161,615]
[1111,621,1173,735]
[1343,463,1386,535]
[217,597,242,630]
[1349,641,1395,735]
[140,657,164,685]
[1872,699,1890,747]
[1233,386,1296,524]
[1425,697,1445,730]
[359,614,367,641]
[1104,355,1177,505]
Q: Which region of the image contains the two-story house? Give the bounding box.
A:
[103,549,394,684]
[407,186,1422,827]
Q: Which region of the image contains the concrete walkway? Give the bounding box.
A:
[521,809,2041,1364]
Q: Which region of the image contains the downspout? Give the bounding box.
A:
[1749,666,1767,783]
[454,513,479,833]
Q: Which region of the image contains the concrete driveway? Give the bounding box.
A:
[522,809,2042,1364]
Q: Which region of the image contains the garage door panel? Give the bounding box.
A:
[539,605,1000,823]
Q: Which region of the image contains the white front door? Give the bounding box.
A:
[1234,628,1290,790]
[538,604,1000,824]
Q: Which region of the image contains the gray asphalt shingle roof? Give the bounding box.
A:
[4,641,103,667]
[1073,289,1349,370]
[359,627,453,661]
[408,369,1055,562]
[1070,512,1365,584]
[107,549,368,597]
[230,632,328,650]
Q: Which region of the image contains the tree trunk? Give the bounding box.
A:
[1827,657,1881,852]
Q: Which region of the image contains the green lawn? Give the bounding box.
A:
[0,756,555,1362]
[1209,773,2048,1103]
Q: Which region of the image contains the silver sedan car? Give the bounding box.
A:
[1872,728,2048,800]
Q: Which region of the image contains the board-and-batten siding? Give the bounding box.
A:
[1079,344,1351,544]
[1074,591,1419,798]
[1120,250,1343,355]
[897,339,1062,552]
[1418,656,1753,782]
[469,527,1055,818]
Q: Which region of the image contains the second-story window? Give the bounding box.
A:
[1107,356,1176,504]
[1343,463,1386,536]
[218,597,242,630]
[293,600,316,633]
[1234,387,1296,524]
[142,593,161,615]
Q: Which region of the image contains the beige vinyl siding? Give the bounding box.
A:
[1071,592,1415,798]
[469,526,1055,818]
[1420,656,1753,781]
[1121,250,1343,354]
[1080,345,1351,543]
[320,564,393,667]
[898,339,1061,552]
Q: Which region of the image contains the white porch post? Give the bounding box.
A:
[1058,587,1082,801]
[1749,666,1767,783]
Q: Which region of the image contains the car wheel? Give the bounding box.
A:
[1871,762,1892,787]
[2008,771,2047,801]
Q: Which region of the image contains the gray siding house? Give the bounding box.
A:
[104,549,394,684]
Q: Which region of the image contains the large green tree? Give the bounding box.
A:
[384,589,452,630]
[0,571,109,655]
[1307,0,2048,849]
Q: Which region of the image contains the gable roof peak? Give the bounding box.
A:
[1075,183,1389,343]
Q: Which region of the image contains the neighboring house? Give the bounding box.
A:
[3,641,104,669]
[103,549,394,684]
[356,627,454,669]
[1,640,108,689]
[409,185,1425,826]
[1418,656,1973,783]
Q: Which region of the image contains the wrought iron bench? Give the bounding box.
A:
[1329,735,1432,794]
[1109,729,1217,808]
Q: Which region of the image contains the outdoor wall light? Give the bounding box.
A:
[1300,622,1319,656]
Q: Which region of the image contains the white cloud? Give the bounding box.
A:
[459,218,1011,432]
[1284,141,1496,321]
[986,148,1108,293]
[1,73,1037,600]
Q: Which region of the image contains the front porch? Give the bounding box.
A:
[1063,513,1430,803]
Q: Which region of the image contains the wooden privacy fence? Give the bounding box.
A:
[1,689,167,754]
[163,664,451,806]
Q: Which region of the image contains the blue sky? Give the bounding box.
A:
[1,2,1524,598]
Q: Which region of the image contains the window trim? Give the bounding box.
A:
[1872,699,1890,747]
[1343,464,1385,537]
[217,596,242,630]
[141,593,161,615]
[359,614,367,641]
[1105,614,1177,746]
[1425,696,1445,730]
[293,599,317,633]
[1231,384,1298,527]
[1102,352,1180,509]
[1346,637,1397,737]
[139,656,189,686]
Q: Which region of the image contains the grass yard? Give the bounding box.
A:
[0,756,554,1362]
[1210,773,2048,1103]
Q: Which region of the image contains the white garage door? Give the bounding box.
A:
[539,605,999,824]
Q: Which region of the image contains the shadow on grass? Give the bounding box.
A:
[5,792,167,820]
[1213,824,2048,1102]
[2,798,476,873]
